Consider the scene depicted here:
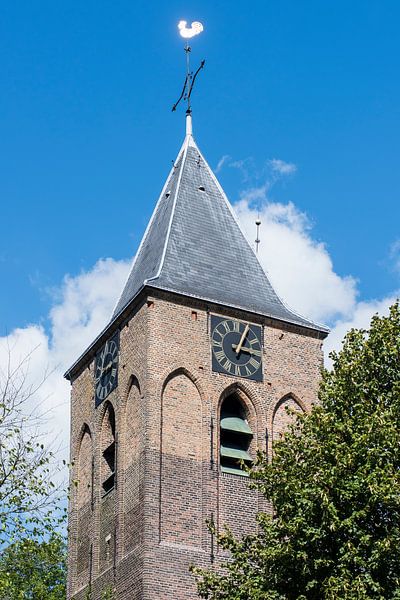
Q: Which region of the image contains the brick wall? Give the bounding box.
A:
[67,290,324,599]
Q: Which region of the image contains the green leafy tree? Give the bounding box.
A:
[0,347,65,544]
[0,533,66,599]
[192,302,400,599]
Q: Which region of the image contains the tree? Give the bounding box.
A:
[0,533,66,599]
[0,346,65,545]
[192,302,400,599]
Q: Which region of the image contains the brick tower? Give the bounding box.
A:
[65,113,328,599]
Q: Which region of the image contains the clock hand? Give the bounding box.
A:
[94,353,106,383]
[95,358,113,384]
[235,324,249,355]
[100,347,107,375]
[232,343,259,356]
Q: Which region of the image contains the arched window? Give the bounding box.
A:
[101,403,116,494]
[220,395,253,476]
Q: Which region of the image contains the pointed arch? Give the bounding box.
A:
[124,375,141,464]
[160,366,204,400]
[160,370,203,547]
[272,393,305,443]
[76,424,93,508]
[218,382,258,422]
[218,385,256,477]
[272,392,306,418]
[100,402,116,494]
[217,385,260,541]
[123,373,143,553]
[76,423,94,578]
[124,373,141,402]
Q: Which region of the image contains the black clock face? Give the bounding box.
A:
[95,333,119,406]
[211,316,263,381]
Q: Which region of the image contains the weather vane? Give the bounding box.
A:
[172,20,205,116]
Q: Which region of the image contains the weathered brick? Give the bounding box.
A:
[67,290,324,599]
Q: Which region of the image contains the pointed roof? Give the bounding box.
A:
[112,115,327,334]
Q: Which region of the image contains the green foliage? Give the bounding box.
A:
[192,302,400,599]
[101,586,116,600]
[0,533,66,599]
[0,350,65,544]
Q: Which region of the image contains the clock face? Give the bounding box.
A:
[211,316,263,381]
[95,333,119,406]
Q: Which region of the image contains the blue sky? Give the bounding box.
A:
[1,1,400,454]
[1,0,399,335]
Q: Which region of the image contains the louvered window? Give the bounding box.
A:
[102,404,116,494]
[220,396,252,476]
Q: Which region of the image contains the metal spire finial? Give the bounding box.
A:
[172,21,205,128]
[255,216,261,254]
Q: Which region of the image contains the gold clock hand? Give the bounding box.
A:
[232,343,259,356]
[95,353,105,383]
[235,324,249,355]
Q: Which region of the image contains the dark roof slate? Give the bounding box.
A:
[112,128,327,334]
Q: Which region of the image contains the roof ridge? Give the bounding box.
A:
[109,127,329,334]
[193,143,326,332]
[110,136,188,317]
[144,134,190,286]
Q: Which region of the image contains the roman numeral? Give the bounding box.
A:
[212,339,223,348]
[214,350,225,362]
[213,328,223,340]
[232,321,240,333]
[223,358,232,372]
[222,321,231,333]
[249,357,260,369]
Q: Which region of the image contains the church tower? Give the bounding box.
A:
[65,110,328,599]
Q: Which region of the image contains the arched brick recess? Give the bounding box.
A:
[123,376,142,554]
[160,371,203,547]
[76,424,93,578]
[122,373,142,404]
[77,424,93,508]
[99,401,116,572]
[272,394,304,443]
[159,365,204,401]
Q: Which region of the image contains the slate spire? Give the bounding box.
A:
[112,116,326,333]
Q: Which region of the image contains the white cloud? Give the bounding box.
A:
[216,155,297,182]
[1,194,398,469]
[234,196,357,324]
[0,258,130,460]
[233,192,400,368]
[268,158,297,176]
[215,154,231,173]
[214,155,254,181]
[324,294,399,368]
[49,258,130,369]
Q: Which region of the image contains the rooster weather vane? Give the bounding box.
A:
[172,21,205,115]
